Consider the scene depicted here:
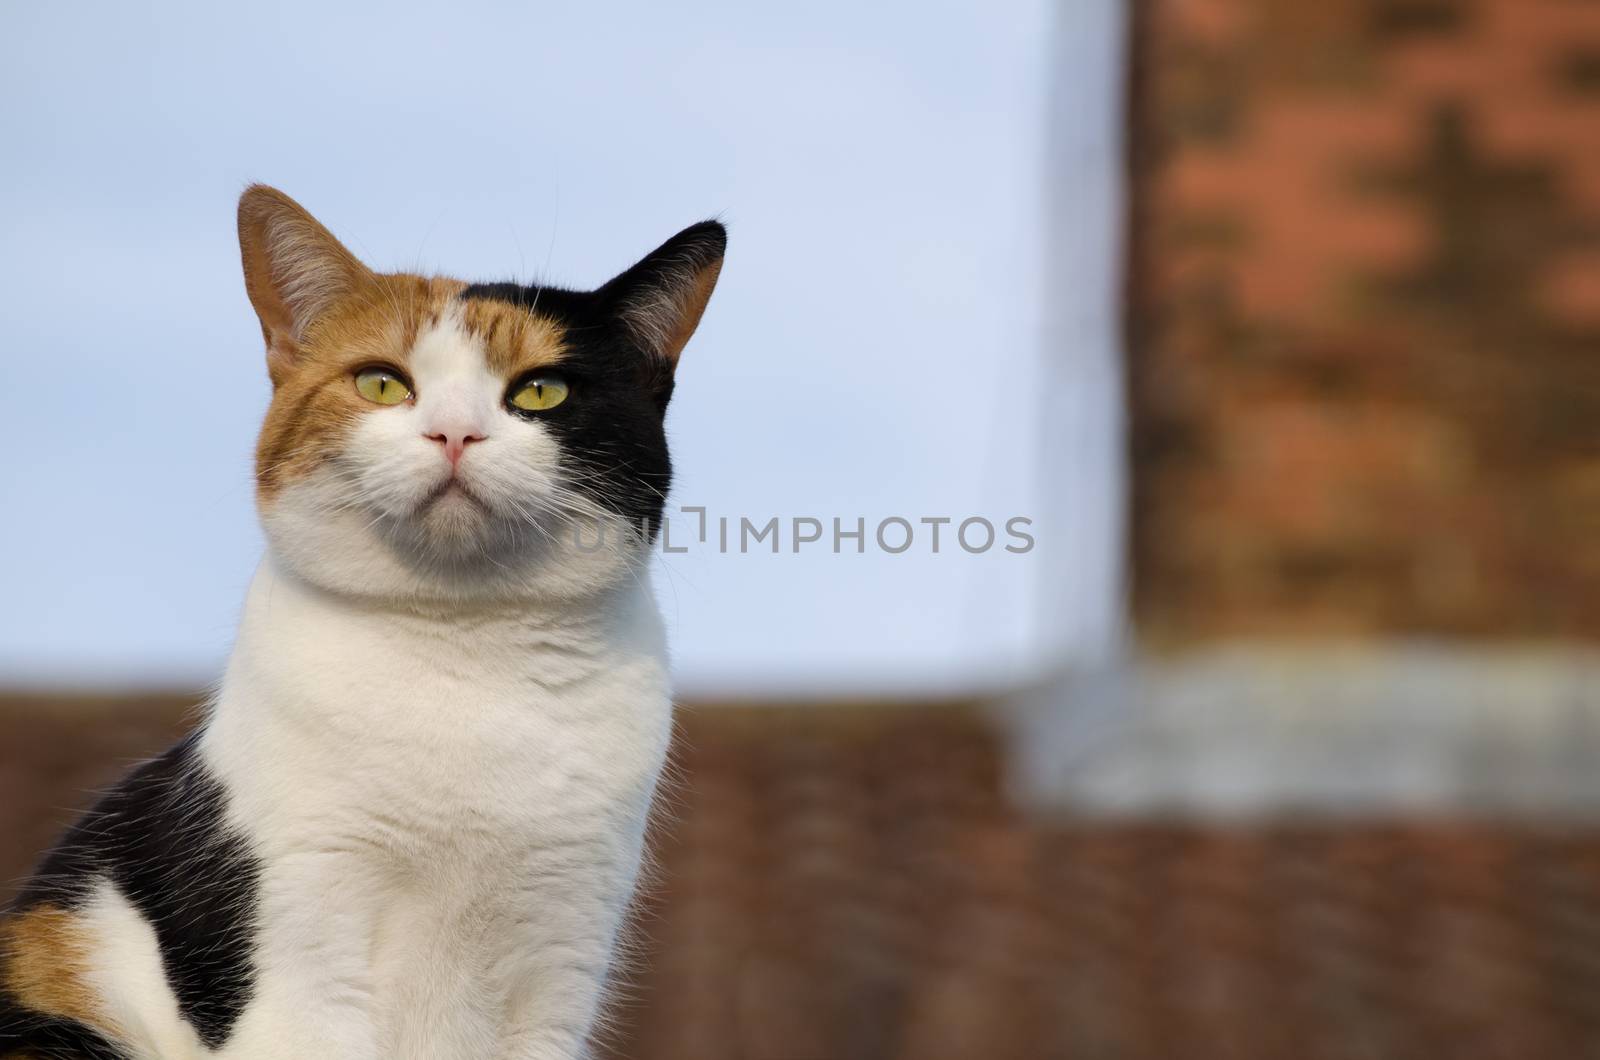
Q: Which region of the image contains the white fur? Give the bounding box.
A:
[100,315,673,1059]
[80,880,208,1059]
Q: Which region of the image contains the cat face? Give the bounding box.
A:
[237,185,723,604]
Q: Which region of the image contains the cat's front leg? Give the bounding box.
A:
[216,850,383,1060]
[497,849,640,1060]
[220,976,381,1060]
[498,932,617,1060]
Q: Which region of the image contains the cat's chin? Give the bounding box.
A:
[413,480,495,543]
[261,477,645,607]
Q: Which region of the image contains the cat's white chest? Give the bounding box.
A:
[357,693,667,1059]
[202,565,672,1060]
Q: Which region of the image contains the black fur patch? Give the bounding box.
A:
[9,733,262,1051]
[0,994,130,1059]
[459,221,725,539]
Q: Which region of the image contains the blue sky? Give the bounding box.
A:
[0,1,1120,696]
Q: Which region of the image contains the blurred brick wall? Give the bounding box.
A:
[10,696,1600,1059]
[1128,0,1600,642]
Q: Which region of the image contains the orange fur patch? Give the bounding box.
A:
[457,296,568,377]
[0,905,108,1033]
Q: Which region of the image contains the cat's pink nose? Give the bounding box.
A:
[424,429,487,469]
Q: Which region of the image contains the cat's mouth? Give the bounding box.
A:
[417,477,491,516]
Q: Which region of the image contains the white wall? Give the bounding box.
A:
[1039,1,1130,665]
[0,0,1125,696]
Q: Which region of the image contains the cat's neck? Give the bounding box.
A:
[249,553,646,638]
[211,554,667,724]
[200,552,674,849]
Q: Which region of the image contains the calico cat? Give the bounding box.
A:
[0,186,724,1059]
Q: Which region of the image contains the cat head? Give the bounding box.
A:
[237,185,723,605]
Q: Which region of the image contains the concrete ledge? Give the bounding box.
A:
[1006,643,1600,817]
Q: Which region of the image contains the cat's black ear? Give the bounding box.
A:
[600,220,726,368]
[237,185,375,382]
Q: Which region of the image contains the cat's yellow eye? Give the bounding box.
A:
[509,376,570,412]
[354,367,412,406]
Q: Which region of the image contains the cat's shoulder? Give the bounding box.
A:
[6,730,263,1052]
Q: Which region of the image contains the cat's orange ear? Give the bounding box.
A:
[601,220,726,369]
[237,185,374,383]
